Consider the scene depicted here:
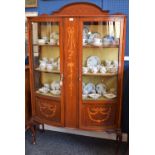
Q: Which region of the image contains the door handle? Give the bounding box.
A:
[60,73,64,86]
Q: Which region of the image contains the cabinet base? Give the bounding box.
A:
[25,118,44,144]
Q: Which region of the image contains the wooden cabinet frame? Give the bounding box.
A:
[27,2,126,138]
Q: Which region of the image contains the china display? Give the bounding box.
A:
[27,3,126,135]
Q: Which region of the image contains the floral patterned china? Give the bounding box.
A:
[87,56,101,68]
[95,83,107,96]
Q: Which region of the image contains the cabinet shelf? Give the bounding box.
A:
[33,43,59,47]
[83,44,119,48]
[35,68,60,74]
[82,72,117,77]
[82,97,117,104]
[36,91,61,99]
[83,96,117,101]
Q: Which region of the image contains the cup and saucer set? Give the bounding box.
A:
[37,32,59,45]
[82,82,117,100]
[39,57,60,71]
[82,55,118,74]
[83,26,119,47]
[38,81,61,96]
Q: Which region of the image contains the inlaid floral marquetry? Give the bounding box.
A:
[39,102,56,118]
[87,107,111,123]
[66,26,76,97]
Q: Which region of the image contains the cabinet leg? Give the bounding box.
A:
[30,125,36,145]
[115,130,122,155]
[41,124,45,132]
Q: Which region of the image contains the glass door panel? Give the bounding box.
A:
[31,22,61,98]
[82,21,120,101]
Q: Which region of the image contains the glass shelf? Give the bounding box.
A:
[36,91,61,98]
[82,72,117,77]
[35,68,60,74]
[83,44,119,48]
[83,96,117,101]
[33,43,59,47]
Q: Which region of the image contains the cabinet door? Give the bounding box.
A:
[28,19,64,126]
[79,18,125,130]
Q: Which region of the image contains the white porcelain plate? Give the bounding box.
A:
[87,56,101,67]
[50,90,61,95]
[104,93,116,99]
[89,93,101,100]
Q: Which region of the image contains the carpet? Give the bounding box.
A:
[25,130,128,155]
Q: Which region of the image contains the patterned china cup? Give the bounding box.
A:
[46,64,53,71]
[100,66,107,74]
[82,67,89,74]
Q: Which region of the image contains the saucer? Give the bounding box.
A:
[89,93,101,100]
[104,93,116,99]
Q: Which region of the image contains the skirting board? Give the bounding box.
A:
[42,124,128,142]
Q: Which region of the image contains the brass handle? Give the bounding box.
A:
[60,73,64,86]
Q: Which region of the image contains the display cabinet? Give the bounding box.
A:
[27,2,126,141]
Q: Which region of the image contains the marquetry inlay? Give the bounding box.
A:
[39,103,56,118]
[87,107,111,123]
[66,26,76,97]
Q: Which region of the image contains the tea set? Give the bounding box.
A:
[82,82,116,100]
[83,56,118,74]
[83,26,119,46]
[37,32,59,45]
[39,57,60,71]
[38,80,61,95]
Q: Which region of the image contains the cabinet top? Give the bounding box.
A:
[28,2,126,20]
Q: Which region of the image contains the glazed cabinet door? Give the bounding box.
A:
[28,18,64,126]
[79,17,125,131]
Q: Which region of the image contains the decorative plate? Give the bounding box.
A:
[88,93,101,100]
[50,90,61,95]
[87,56,101,67]
[96,83,106,96]
[83,26,89,35]
[104,93,116,99]
[50,81,60,90]
[83,83,96,94]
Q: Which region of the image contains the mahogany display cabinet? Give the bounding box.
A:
[27,2,126,142]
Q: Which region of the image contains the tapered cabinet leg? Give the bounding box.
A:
[115,129,122,155]
[30,125,36,145]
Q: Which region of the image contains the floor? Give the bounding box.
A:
[25,130,128,155]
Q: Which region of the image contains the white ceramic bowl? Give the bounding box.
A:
[82,67,89,74]
[82,94,88,99]
[89,93,101,100]
[50,90,61,95]
[46,64,53,71]
[104,93,116,99]
[38,39,46,44]
[38,87,49,94]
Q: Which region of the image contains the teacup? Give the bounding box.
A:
[44,83,50,89]
[113,60,118,67]
[53,62,58,69]
[39,60,47,70]
[49,58,54,64]
[46,64,53,71]
[83,38,88,46]
[82,67,88,74]
[42,36,48,43]
[91,66,99,74]
[100,66,107,74]
[94,38,102,44]
[105,60,111,67]
[50,38,56,45]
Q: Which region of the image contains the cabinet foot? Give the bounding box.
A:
[115,129,122,155]
[26,118,44,144]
